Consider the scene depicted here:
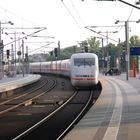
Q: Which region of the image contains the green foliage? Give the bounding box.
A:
[87,37,101,53]
[130,35,140,47]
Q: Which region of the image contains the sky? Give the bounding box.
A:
[0,0,140,54]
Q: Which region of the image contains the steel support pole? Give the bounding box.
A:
[0,22,2,79]
[106,31,109,71]
[22,39,24,77]
[0,22,4,79]
[125,21,129,80]
[101,38,104,72]
[14,32,17,77]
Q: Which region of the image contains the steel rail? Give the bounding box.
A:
[0,79,56,115]
[56,89,93,140]
[13,90,78,140]
[0,78,46,106]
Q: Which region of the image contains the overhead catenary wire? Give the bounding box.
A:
[28,42,54,54]
[0,6,39,27]
[85,26,119,43]
[4,27,47,46]
[70,0,85,26]
[127,7,134,21]
[61,0,85,35]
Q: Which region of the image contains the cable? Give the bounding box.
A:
[61,0,85,34]
[0,6,39,27]
[70,0,85,26]
[85,27,119,43]
[127,7,134,21]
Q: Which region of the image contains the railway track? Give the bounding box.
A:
[0,77,56,116]
[0,75,75,140]
[0,75,101,140]
[13,86,101,140]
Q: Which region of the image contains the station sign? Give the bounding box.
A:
[130,47,140,55]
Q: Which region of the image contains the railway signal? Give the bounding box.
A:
[85,46,88,53]
[6,50,10,59]
[54,48,58,57]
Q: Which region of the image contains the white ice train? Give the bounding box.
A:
[30,53,99,88]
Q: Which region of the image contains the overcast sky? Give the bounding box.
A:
[0,0,140,53]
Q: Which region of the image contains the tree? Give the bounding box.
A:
[130,35,140,47]
[108,43,121,68]
[87,37,101,53]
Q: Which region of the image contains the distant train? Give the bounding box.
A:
[30,53,99,88]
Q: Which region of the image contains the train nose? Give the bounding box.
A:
[71,77,97,87]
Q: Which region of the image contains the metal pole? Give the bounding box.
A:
[22,39,24,77]
[58,40,60,59]
[101,38,104,72]
[26,46,29,74]
[18,38,21,74]
[11,44,14,73]
[14,32,16,77]
[0,22,1,40]
[106,31,109,71]
[0,22,2,79]
[125,21,129,80]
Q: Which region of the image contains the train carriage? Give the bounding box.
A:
[29,53,99,88]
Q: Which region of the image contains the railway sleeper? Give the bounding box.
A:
[33,99,64,106]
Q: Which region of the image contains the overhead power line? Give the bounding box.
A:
[61,0,85,34]
[70,0,85,26]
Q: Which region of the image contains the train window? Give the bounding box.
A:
[74,58,95,66]
[85,58,95,66]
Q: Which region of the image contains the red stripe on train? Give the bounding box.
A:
[72,77,96,80]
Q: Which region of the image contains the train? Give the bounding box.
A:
[30,53,99,88]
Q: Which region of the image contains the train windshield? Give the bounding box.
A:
[74,58,95,66]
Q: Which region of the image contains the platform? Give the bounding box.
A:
[63,73,140,140]
[0,74,41,93]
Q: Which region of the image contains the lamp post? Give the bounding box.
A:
[0,21,14,79]
[115,19,140,80]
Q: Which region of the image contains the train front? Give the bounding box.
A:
[70,53,99,88]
